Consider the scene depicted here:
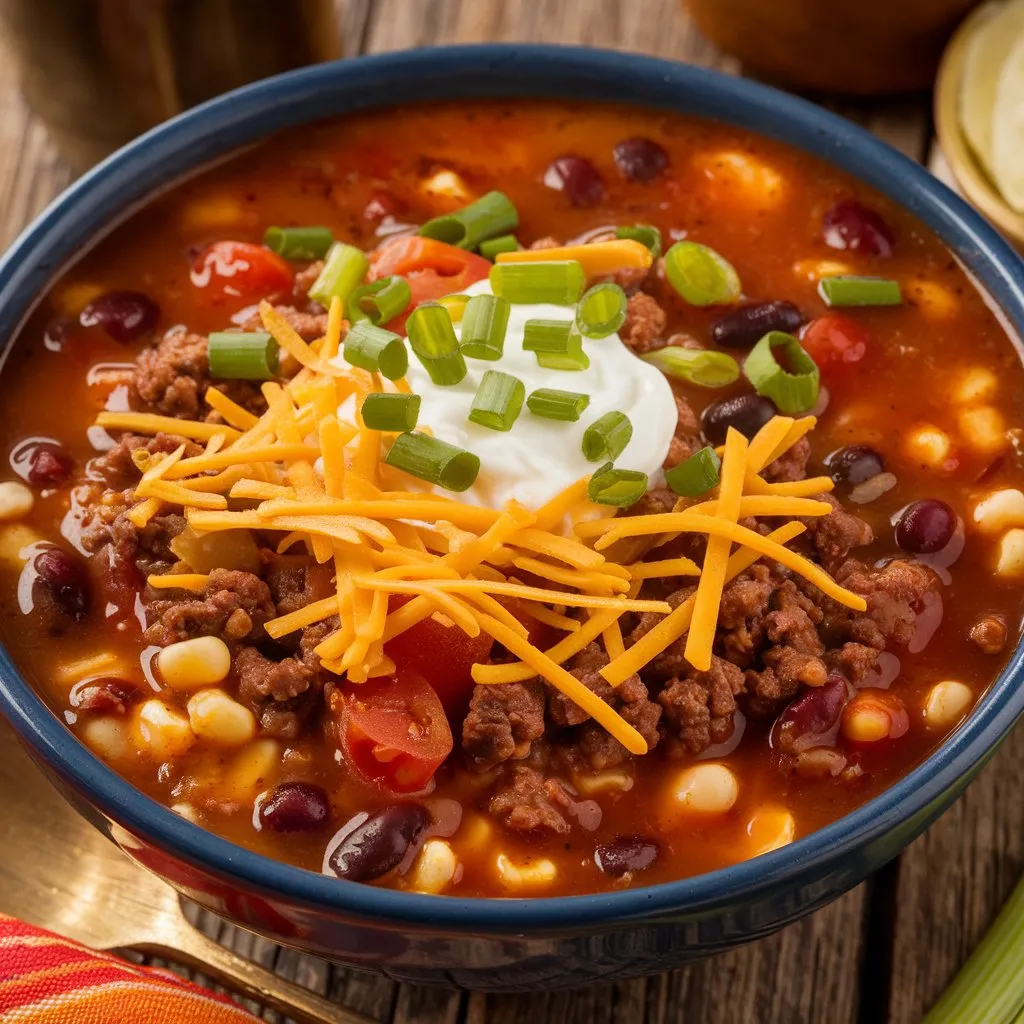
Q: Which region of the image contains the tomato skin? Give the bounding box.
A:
[336,669,453,793]
[801,314,869,368]
[190,241,294,304]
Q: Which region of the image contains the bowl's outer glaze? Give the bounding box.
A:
[1,45,1024,990]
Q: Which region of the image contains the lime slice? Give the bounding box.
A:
[961,0,1024,179]
[992,20,1024,212]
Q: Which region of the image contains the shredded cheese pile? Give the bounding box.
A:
[94,298,866,755]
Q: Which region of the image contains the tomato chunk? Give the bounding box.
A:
[801,314,869,368]
[337,669,453,793]
[191,241,294,304]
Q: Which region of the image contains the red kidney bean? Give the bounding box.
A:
[700,393,776,446]
[594,835,660,878]
[33,547,91,621]
[894,499,957,554]
[613,137,669,181]
[327,803,430,882]
[69,677,141,715]
[824,445,885,486]
[778,674,848,740]
[10,437,73,487]
[258,782,331,833]
[710,300,803,349]
[822,200,894,257]
[79,290,159,343]
[543,155,605,207]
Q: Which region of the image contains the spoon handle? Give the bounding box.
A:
[125,918,374,1024]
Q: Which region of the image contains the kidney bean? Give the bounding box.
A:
[594,835,660,878]
[778,674,848,742]
[79,290,159,343]
[543,155,605,207]
[822,199,894,257]
[824,445,885,486]
[258,782,330,833]
[700,393,776,446]
[33,547,90,621]
[328,803,430,882]
[710,300,803,349]
[69,677,141,715]
[894,499,957,554]
[11,438,73,487]
[613,137,668,181]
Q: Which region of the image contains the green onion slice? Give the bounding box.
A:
[588,462,648,507]
[436,294,470,323]
[406,302,467,386]
[818,275,902,307]
[641,346,740,387]
[489,261,586,305]
[419,191,519,250]
[523,319,573,354]
[343,322,409,381]
[665,445,722,497]
[526,388,590,422]
[460,294,510,361]
[663,241,742,306]
[479,234,520,260]
[207,332,279,381]
[384,432,480,492]
[615,224,662,258]
[308,242,369,309]
[262,225,334,260]
[582,411,633,462]
[744,330,820,415]
[361,392,420,432]
[576,282,627,339]
[468,370,525,432]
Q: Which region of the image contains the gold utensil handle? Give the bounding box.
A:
[129,923,374,1024]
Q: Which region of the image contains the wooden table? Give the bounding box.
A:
[0,2,1013,1022]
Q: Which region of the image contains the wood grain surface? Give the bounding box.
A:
[0,1,1005,1022]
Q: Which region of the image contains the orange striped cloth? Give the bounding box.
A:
[0,914,257,1022]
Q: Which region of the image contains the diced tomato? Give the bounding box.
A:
[800,314,869,368]
[369,236,491,333]
[336,669,453,792]
[190,241,294,305]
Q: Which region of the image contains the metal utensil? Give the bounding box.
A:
[0,718,370,1024]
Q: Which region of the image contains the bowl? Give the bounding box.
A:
[1,45,1024,992]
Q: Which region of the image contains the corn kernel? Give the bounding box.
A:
[973,489,1024,534]
[792,259,854,282]
[904,424,951,468]
[181,194,252,232]
[222,739,281,801]
[0,524,44,568]
[923,681,973,729]
[0,481,33,521]
[907,279,959,320]
[52,282,107,318]
[420,169,471,202]
[673,763,739,814]
[996,529,1024,579]
[572,768,634,797]
[746,807,795,857]
[135,699,195,759]
[171,802,200,824]
[157,636,231,690]
[80,715,130,761]
[496,853,557,888]
[697,150,785,207]
[459,814,494,852]
[954,367,998,405]
[408,840,458,895]
[959,406,1007,455]
[841,702,892,743]
[187,689,256,747]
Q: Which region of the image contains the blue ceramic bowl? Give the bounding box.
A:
[1,45,1023,992]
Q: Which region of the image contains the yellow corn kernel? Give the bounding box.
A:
[0,481,32,521]
[459,814,494,852]
[135,699,196,759]
[841,701,892,743]
[673,763,739,814]
[571,768,634,797]
[904,424,951,468]
[0,524,44,568]
[187,688,256,747]
[52,282,106,318]
[954,367,998,405]
[53,652,123,686]
[157,636,231,690]
[420,169,471,202]
[923,681,973,730]
[171,802,200,824]
[959,406,1007,455]
[181,194,251,232]
[792,259,854,282]
[907,278,958,320]
[222,739,281,801]
[408,839,459,895]
[496,853,557,889]
[697,150,785,207]
[79,715,130,761]
[973,489,1024,534]
[996,528,1024,579]
[746,807,795,857]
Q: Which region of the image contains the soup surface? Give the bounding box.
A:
[2,100,1023,897]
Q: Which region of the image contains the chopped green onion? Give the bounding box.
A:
[262,225,334,260]
[526,388,590,421]
[744,330,820,415]
[523,319,573,353]
[489,261,586,304]
[468,370,524,432]
[419,191,519,250]
[308,242,369,309]
[641,346,740,387]
[460,294,510,361]
[588,462,648,507]
[207,332,279,380]
[346,281,383,324]
[615,224,662,258]
[479,234,520,260]
[818,275,902,307]
[384,432,480,492]
[665,446,722,497]
[343,322,408,381]
[406,302,467,386]
[582,411,633,462]
[361,392,420,432]
[576,282,627,339]
[663,241,741,306]
[436,294,470,323]
[346,276,411,326]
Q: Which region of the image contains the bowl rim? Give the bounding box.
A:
[2,42,1024,933]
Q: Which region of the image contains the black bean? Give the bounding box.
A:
[33,547,90,621]
[824,445,885,486]
[328,803,430,882]
[11,438,73,487]
[613,137,669,182]
[822,199,894,257]
[79,290,159,343]
[543,155,605,207]
[595,835,660,878]
[700,394,776,446]
[259,782,331,833]
[894,499,957,554]
[710,300,803,349]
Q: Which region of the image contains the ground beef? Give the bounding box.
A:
[827,641,881,684]
[240,305,328,341]
[263,556,308,618]
[658,657,745,756]
[620,292,666,353]
[804,494,874,564]
[235,646,314,704]
[764,436,811,483]
[488,764,570,835]
[529,236,561,250]
[628,486,677,517]
[717,564,776,667]
[293,261,323,306]
[663,393,702,469]
[90,432,201,486]
[462,681,546,770]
